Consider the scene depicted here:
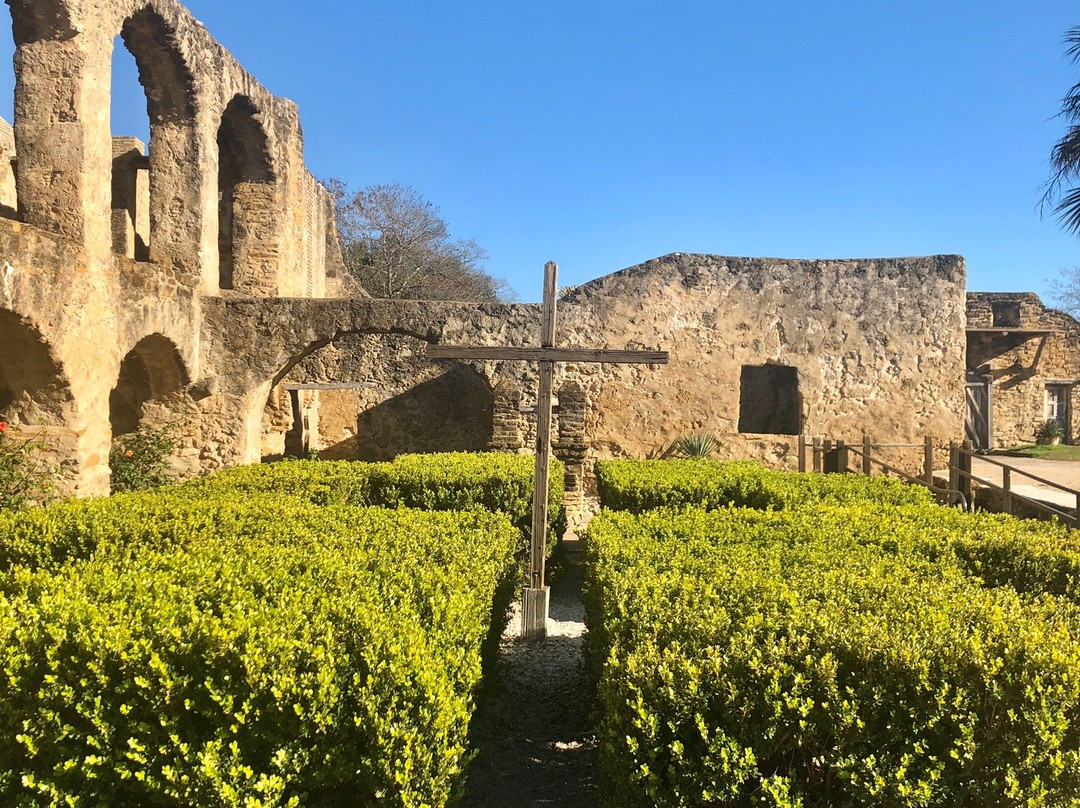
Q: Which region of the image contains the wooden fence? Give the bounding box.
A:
[798,434,1080,526]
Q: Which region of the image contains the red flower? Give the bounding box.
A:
[124,450,133,458]
[0,421,7,434]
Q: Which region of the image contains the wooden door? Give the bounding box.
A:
[965,378,991,451]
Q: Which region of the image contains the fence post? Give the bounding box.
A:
[949,441,959,505]
[1002,467,1012,515]
[862,434,872,476]
[837,439,848,473]
[798,435,807,473]
[960,439,973,508]
[924,435,934,486]
[812,436,822,473]
[1075,492,1080,528]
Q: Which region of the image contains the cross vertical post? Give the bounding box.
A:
[521,261,559,637]
[424,261,669,641]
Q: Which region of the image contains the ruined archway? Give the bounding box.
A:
[109,333,188,437]
[217,95,278,294]
[0,308,75,425]
[260,332,494,461]
[113,6,198,272]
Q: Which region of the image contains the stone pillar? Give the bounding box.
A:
[13,30,113,262]
[489,379,524,452]
[111,137,150,261]
[554,380,587,526]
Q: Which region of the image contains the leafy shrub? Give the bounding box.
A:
[172,452,564,551]
[595,458,934,512]
[0,501,518,807]
[110,422,178,492]
[1038,418,1066,442]
[584,507,1080,808]
[0,421,60,511]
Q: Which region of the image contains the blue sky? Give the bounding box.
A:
[4,1,1080,302]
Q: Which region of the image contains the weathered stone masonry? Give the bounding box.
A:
[966,292,1080,450]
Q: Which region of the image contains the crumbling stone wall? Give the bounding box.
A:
[206,253,967,483]
[966,292,1080,448]
[0,0,343,495]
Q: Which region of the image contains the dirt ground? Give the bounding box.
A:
[968,455,1080,509]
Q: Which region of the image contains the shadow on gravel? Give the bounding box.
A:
[461,561,596,808]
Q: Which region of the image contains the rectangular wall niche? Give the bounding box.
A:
[738,364,800,435]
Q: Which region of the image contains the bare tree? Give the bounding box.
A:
[1050,266,1080,317]
[326,180,514,301]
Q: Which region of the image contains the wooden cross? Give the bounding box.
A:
[427,261,668,639]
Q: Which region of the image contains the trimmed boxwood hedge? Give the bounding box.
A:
[0,453,564,575]
[584,505,1080,808]
[595,459,934,512]
[0,499,519,807]
[172,452,564,548]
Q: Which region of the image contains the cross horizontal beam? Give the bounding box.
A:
[426,345,669,364]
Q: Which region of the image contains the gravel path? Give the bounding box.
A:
[461,539,596,808]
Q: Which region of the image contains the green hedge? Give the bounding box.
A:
[0,453,564,575]
[0,500,518,807]
[584,506,1080,807]
[172,452,564,545]
[595,459,934,512]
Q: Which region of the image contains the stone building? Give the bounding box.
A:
[966,292,1080,450]
[0,0,970,499]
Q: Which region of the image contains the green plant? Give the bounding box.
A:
[110,422,178,492]
[0,421,60,511]
[584,506,1080,808]
[671,432,720,459]
[0,499,519,806]
[171,452,565,556]
[595,458,934,513]
[1037,418,1066,442]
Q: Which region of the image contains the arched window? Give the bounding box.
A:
[109,333,188,436]
[217,95,278,293]
[111,7,197,269]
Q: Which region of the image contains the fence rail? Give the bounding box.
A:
[797,434,1080,524]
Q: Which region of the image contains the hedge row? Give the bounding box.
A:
[0,500,519,807]
[0,453,563,574]
[172,452,564,544]
[595,459,934,512]
[584,506,1080,808]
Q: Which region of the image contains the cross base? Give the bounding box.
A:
[520,586,549,640]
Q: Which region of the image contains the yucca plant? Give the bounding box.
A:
[672,432,720,460]
[1037,419,1066,444]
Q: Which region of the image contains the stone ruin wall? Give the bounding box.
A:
[967,292,1080,448]
[258,254,967,498]
[0,0,344,495]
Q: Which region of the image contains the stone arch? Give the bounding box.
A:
[109,333,189,436]
[217,94,280,294]
[258,331,495,462]
[0,307,76,425]
[112,5,200,277]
